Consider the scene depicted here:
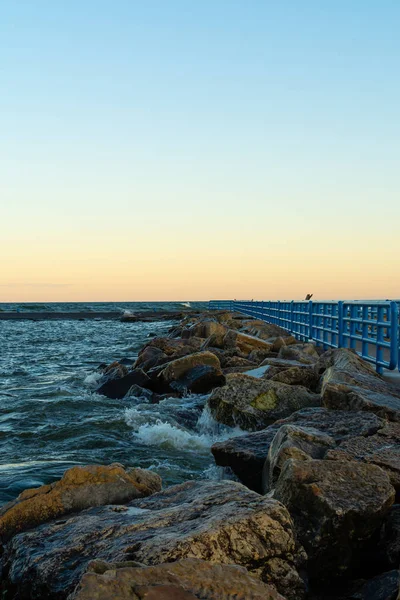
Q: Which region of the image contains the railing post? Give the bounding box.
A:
[338,301,344,348]
[389,301,399,371]
[308,300,313,341]
[290,301,294,334]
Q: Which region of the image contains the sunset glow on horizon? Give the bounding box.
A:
[1,1,399,303]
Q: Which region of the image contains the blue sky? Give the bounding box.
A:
[1,1,399,300]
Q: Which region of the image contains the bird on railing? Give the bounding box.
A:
[305,294,313,300]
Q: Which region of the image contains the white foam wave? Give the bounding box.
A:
[135,420,212,450]
[181,302,191,308]
[84,372,103,386]
[125,404,244,452]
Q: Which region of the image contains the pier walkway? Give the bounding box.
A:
[209,299,400,374]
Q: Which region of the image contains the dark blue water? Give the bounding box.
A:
[0,302,239,505]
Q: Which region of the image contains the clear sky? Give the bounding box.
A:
[1,1,399,302]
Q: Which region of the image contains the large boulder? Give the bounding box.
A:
[326,421,400,497]
[212,408,383,493]
[376,504,400,570]
[222,330,273,356]
[0,464,161,542]
[278,344,319,364]
[345,570,400,600]
[322,365,400,422]
[134,346,169,371]
[69,559,286,600]
[273,459,395,582]
[208,373,320,431]
[315,348,379,377]
[185,320,227,343]
[239,320,289,341]
[2,480,306,600]
[140,337,204,358]
[97,368,150,399]
[263,424,336,492]
[269,366,320,390]
[318,348,400,423]
[169,364,226,394]
[158,351,221,387]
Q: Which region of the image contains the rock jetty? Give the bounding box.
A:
[1,310,399,600]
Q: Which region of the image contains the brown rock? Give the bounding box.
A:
[273,459,395,582]
[223,330,273,356]
[211,408,384,493]
[97,368,150,399]
[326,422,400,496]
[69,559,286,600]
[322,367,400,422]
[0,464,162,542]
[102,361,129,378]
[278,343,319,364]
[263,424,336,492]
[186,320,227,342]
[158,351,220,385]
[134,347,169,372]
[270,366,320,390]
[208,373,320,431]
[223,356,256,368]
[3,480,305,600]
[169,364,226,394]
[315,348,379,377]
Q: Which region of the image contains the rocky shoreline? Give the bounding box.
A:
[1,310,399,599]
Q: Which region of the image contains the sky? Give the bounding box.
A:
[1,1,399,302]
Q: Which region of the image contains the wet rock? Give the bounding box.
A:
[212,408,384,494]
[212,426,280,492]
[97,369,150,399]
[326,422,400,496]
[377,504,400,569]
[208,373,320,431]
[263,424,336,492]
[119,357,136,367]
[169,364,226,394]
[0,464,162,542]
[125,384,154,402]
[273,459,395,582]
[270,366,320,390]
[348,570,400,600]
[158,351,220,386]
[69,559,286,600]
[134,346,169,372]
[101,361,129,379]
[278,343,319,364]
[2,480,306,600]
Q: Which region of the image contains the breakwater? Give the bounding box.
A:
[1,308,399,599]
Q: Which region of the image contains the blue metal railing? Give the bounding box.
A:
[208,299,400,373]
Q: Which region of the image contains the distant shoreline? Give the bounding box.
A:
[0,311,122,320]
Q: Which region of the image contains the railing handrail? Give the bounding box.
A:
[208,299,400,374]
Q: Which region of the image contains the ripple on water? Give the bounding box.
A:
[0,304,234,505]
